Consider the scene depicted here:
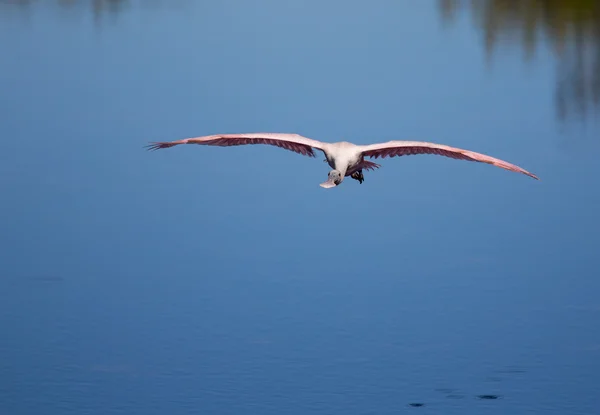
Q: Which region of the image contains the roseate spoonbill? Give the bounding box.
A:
[146,132,539,188]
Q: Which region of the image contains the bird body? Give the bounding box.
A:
[146,132,539,187]
[320,141,362,183]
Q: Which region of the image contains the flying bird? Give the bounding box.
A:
[146,132,539,188]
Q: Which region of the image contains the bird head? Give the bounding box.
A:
[319,170,343,188]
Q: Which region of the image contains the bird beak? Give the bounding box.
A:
[319,178,337,188]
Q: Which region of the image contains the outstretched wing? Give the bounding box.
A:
[146,132,326,158]
[359,140,539,180]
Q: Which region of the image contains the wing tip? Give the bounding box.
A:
[509,167,539,180]
[509,165,539,180]
[144,142,174,151]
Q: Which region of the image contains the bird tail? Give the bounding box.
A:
[360,160,381,171]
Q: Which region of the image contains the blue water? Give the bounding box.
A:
[1,1,599,414]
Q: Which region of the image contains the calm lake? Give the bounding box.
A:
[1,1,599,414]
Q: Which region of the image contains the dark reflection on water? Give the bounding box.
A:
[0,0,184,22]
[439,0,600,122]
[477,394,501,400]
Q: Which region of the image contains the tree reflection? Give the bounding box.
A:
[439,0,600,122]
[0,0,128,19]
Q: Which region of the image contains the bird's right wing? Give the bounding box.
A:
[146,132,327,158]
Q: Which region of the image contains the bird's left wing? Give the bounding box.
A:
[359,140,539,180]
[146,133,327,158]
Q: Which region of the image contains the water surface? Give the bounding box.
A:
[1,1,599,414]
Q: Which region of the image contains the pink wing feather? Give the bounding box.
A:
[360,140,539,180]
[146,132,326,158]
